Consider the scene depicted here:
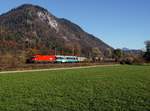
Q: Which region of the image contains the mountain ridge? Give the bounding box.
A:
[0,4,113,58]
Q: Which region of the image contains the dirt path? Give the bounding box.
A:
[0,64,119,74]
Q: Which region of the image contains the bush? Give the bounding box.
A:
[0,51,28,67]
[120,57,134,65]
[120,55,144,65]
[143,52,150,62]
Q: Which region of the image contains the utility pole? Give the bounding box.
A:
[0,24,1,39]
[55,47,57,55]
[72,47,74,56]
[61,49,64,55]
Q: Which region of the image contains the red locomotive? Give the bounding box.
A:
[26,54,56,63]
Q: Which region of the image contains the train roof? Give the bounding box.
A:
[56,55,78,58]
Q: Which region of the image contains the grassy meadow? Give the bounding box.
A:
[0,65,150,111]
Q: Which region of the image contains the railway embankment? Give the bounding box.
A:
[0,62,118,72]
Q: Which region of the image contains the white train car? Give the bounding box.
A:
[55,55,79,63]
[77,57,88,62]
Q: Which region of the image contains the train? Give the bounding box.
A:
[26,54,86,63]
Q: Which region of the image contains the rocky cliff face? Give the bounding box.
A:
[0,4,113,57]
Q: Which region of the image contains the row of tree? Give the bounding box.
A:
[113,40,150,64]
[144,41,150,61]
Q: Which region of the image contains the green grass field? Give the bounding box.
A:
[0,65,150,111]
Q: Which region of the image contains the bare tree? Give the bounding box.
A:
[92,47,103,62]
[144,40,150,61]
[145,40,150,53]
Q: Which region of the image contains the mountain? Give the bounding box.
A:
[0,4,113,58]
[122,48,143,55]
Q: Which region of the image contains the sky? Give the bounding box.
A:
[0,0,150,49]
